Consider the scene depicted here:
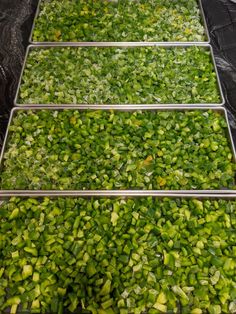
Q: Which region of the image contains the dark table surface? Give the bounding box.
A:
[1,0,236,149]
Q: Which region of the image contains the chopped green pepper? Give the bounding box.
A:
[18,46,221,105]
[0,197,236,313]
[32,0,206,42]
[1,110,235,190]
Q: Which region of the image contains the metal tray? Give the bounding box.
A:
[14,43,224,107]
[1,192,235,314]
[0,106,235,196]
[29,0,210,45]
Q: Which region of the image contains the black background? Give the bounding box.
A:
[0,0,236,149]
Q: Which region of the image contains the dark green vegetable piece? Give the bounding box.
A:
[18,46,221,105]
[1,109,235,190]
[0,197,236,313]
[32,0,206,42]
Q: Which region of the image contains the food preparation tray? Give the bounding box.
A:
[0,106,235,196]
[14,43,224,107]
[29,0,210,45]
[0,194,236,313]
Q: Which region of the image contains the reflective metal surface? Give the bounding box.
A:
[29,0,210,45]
[0,106,235,196]
[14,44,224,107]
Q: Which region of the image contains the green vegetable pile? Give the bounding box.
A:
[18,46,221,105]
[0,109,235,190]
[1,197,236,314]
[32,0,206,42]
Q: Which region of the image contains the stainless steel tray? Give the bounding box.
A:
[14,43,224,107]
[29,0,210,45]
[0,106,235,196]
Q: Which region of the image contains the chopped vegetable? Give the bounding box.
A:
[0,196,236,313]
[32,0,206,42]
[18,46,221,105]
[1,109,235,190]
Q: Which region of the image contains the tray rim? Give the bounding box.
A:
[1,106,235,196]
[28,0,211,45]
[14,43,225,107]
[1,192,236,199]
